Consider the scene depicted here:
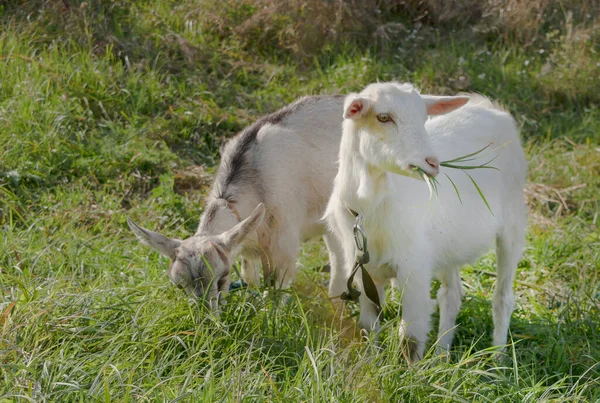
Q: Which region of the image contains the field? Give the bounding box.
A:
[1,1,599,401]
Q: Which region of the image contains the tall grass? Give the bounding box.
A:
[1,0,598,401]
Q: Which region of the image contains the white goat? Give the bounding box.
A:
[324,82,527,363]
[128,95,346,309]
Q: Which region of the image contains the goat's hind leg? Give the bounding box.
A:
[492,223,525,350]
[241,256,261,287]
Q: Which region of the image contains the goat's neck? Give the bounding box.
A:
[337,131,389,210]
[196,198,241,236]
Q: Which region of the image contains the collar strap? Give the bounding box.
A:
[341,261,382,316]
[345,204,359,218]
[339,206,382,316]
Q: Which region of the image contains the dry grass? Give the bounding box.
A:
[173,166,213,195]
[400,0,598,46]
[197,0,600,94]
[392,0,485,25]
[5,0,597,70]
[526,137,599,226]
[525,182,588,226]
[200,0,383,57]
[537,20,600,103]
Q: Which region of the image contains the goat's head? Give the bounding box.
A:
[343,82,469,178]
[127,203,266,308]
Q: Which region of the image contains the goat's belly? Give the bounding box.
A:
[432,226,497,274]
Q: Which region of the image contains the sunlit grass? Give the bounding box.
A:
[1,1,598,401]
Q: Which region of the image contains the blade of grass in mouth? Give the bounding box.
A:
[411,142,500,212]
[413,166,439,200]
[440,143,493,164]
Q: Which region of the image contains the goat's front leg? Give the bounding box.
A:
[358,281,385,343]
[324,232,347,305]
[258,249,295,306]
[397,269,434,364]
[257,230,300,296]
[241,257,261,287]
[271,251,299,291]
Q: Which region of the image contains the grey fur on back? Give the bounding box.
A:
[211,95,344,204]
[195,93,346,289]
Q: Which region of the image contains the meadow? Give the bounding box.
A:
[0,1,598,401]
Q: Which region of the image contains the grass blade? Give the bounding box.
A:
[465,172,494,215]
[422,171,436,200]
[415,167,440,200]
[431,176,440,195]
[441,163,500,171]
[441,143,493,163]
[445,173,462,204]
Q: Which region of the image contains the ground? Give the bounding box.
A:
[0,1,598,401]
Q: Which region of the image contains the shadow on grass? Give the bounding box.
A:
[431,294,600,383]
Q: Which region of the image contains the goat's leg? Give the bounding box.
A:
[492,224,524,349]
[435,268,463,355]
[324,232,347,303]
[358,281,385,339]
[397,270,434,364]
[269,232,301,290]
[241,257,261,287]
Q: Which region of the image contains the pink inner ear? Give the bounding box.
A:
[427,98,469,115]
[347,100,363,117]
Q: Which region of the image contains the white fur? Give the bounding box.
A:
[324,83,527,363]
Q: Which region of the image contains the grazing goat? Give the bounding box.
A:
[128,95,346,309]
[324,82,527,363]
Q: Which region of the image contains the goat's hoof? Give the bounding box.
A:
[434,347,451,361]
[400,336,421,365]
[493,349,509,362]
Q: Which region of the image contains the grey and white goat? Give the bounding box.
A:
[128,96,346,308]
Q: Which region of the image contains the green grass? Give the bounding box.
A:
[1,1,599,401]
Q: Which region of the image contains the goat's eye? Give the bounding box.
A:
[377,113,392,123]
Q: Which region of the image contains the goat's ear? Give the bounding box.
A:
[422,95,469,116]
[220,203,265,250]
[127,218,181,258]
[343,94,371,120]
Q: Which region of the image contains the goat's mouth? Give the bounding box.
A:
[187,282,205,299]
[409,164,439,178]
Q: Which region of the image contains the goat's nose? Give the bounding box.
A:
[426,156,440,169]
[425,156,440,176]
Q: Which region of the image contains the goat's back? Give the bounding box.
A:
[419,98,527,267]
[427,97,527,198]
[210,95,345,239]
